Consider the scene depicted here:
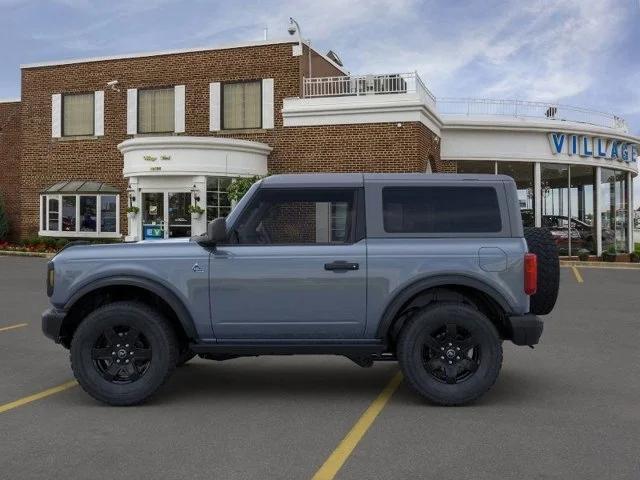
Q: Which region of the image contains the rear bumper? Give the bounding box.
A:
[42,307,67,343]
[508,313,543,346]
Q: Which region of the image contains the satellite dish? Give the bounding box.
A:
[326,50,343,67]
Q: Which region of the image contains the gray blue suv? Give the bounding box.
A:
[42,174,559,406]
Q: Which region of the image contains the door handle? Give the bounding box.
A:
[324,261,359,271]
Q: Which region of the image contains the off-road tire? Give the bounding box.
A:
[70,301,178,406]
[397,302,502,406]
[524,227,560,315]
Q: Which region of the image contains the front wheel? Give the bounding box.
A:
[397,303,502,406]
[70,301,178,406]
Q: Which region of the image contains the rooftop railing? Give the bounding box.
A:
[302,74,628,132]
[436,97,629,132]
[302,72,436,107]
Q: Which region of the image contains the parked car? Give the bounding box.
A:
[42,174,559,406]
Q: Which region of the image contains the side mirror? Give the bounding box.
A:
[207,217,227,244]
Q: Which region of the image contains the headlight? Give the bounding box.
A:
[47,262,55,297]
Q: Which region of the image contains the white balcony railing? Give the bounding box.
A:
[436,98,629,132]
[302,75,628,132]
[303,72,436,107]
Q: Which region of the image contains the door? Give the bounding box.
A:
[141,192,192,239]
[142,192,165,239]
[210,187,367,339]
[167,192,191,238]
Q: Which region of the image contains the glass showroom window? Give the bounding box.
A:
[40,194,119,237]
[138,88,175,133]
[569,166,596,255]
[601,168,629,253]
[222,81,261,130]
[541,163,569,256]
[206,177,232,222]
[63,92,94,136]
[456,160,496,174]
[498,162,535,228]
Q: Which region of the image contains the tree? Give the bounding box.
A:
[226,175,267,203]
[0,192,9,241]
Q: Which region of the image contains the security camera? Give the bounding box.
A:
[287,24,297,35]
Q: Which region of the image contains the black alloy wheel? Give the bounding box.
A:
[91,326,152,384]
[421,322,480,385]
[397,302,502,406]
[70,301,177,406]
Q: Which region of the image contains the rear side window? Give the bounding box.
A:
[382,186,502,233]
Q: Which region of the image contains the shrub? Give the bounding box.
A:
[0,193,9,241]
[577,249,590,261]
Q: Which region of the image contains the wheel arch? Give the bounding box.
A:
[59,276,197,348]
[376,275,512,343]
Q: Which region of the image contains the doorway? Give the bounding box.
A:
[141,192,192,239]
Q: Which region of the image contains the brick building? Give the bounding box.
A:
[0,39,441,242]
[0,37,638,255]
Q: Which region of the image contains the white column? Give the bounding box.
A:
[125,177,140,242]
[534,162,541,228]
[628,171,634,253]
[595,166,602,256]
[191,175,207,236]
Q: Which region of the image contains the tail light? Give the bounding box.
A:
[524,253,537,295]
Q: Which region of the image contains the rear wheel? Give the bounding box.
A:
[397,302,502,406]
[70,301,178,406]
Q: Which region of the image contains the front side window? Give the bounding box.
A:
[383,186,502,233]
[223,81,261,130]
[138,88,175,133]
[233,189,356,245]
[63,92,94,136]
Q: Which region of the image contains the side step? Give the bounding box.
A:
[190,340,388,356]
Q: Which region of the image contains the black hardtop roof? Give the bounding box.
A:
[261,173,513,188]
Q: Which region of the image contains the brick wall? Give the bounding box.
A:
[16,41,442,238]
[0,101,21,240]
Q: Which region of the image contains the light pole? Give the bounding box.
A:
[288,17,312,79]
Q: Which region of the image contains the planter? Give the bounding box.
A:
[127,213,138,221]
[191,213,203,220]
[603,253,630,263]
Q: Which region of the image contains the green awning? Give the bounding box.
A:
[41,181,120,194]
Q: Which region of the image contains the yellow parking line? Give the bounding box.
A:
[571,266,584,283]
[0,323,28,333]
[311,371,403,480]
[0,381,78,414]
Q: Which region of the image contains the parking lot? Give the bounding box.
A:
[0,256,639,480]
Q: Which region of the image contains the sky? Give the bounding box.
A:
[0,1,639,181]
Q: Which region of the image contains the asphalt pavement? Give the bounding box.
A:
[0,255,638,479]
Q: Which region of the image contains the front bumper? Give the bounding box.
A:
[508,313,543,346]
[42,307,67,343]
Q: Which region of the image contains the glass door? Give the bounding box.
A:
[142,192,165,240]
[168,192,191,238]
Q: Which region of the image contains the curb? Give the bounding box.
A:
[560,260,640,270]
[0,250,55,259]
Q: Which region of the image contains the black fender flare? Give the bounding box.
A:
[63,275,198,340]
[375,275,512,339]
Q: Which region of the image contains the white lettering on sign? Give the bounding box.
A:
[548,132,638,163]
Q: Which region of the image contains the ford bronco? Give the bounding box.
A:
[42,173,559,406]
